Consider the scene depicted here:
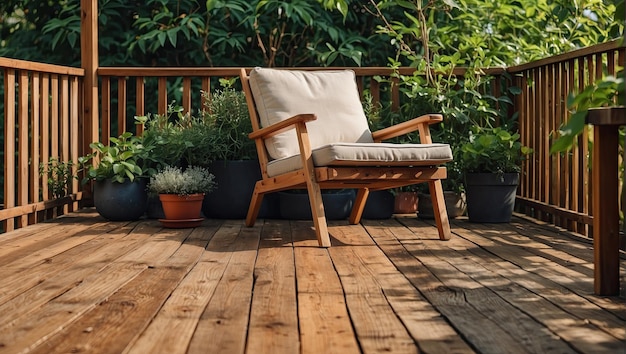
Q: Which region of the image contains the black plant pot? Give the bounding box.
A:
[202,160,279,219]
[146,194,165,219]
[279,190,355,220]
[418,191,466,219]
[362,190,395,219]
[93,178,148,221]
[464,172,519,223]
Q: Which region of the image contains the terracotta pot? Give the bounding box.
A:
[159,193,205,221]
[394,191,418,214]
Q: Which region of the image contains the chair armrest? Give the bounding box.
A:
[248,114,317,140]
[371,114,443,142]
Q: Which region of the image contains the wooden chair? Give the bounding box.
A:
[240,68,453,247]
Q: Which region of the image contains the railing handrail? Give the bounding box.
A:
[507,38,623,73]
[0,57,84,76]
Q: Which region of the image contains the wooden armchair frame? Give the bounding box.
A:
[240,68,451,247]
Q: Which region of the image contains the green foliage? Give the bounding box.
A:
[549,0,624,154]
[550,75,624,153]
[139,103,193,170]
[365,0,620,191]
[80,132,151,184]
[39,157,77,199]
[147,165,216,195]
[461,127,532,177]
[196,84,256,161]
[1,1,620,68]
[372,0,621,67]
[0,0,393,67]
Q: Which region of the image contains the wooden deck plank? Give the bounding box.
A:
[0,210,623,354]
[1,222,195,353]
[329,224,419,354]
[386,218,578,353]
[0,221,160,332]
[464,224,626,335]
[415,218,625,352]
[358,221,477,354]
[0,217,110,267]
[121,225,222,354]
[449,219,626,321]
[364,219,547,354]
[245,221,299,354]
[186,222,261,354]
[0,220,137,308]
[292,221,360,354]
[29,225,213,354]
[497,218,626,316]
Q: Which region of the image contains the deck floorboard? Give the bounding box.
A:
[0,209,623,354]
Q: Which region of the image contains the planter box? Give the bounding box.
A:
[279,190,355,220]
[362,190,394,219]
[465,173,519,223]
[202,160,279,219]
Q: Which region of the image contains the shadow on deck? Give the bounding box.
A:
[0,209,624,354]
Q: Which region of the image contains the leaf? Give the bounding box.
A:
[442,0,460,9]
[157,31,167,47]
[550,111,587,153]
[167,28,178,47]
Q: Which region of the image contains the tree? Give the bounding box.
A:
[0,0,395,67]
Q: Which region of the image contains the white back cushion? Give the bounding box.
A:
[248,68,374,160]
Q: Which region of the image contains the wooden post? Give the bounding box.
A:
[586,106,624,296]
[80,0,99,203]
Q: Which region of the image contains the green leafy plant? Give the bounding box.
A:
[550,75,624,154]
[196,82,256,161]
[461,127,532,178]
[138,103,192,169]
[39,157,77,198]
[147,165,216,195]
[79,131,151,184]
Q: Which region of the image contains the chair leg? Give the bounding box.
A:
[306,182,331,247]
[245,183,264,227]
[428,180,452,240]
[349,188,369,224]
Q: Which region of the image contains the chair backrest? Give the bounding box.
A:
[247,68,374,160]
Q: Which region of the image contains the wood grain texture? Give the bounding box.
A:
[0,211,623,354]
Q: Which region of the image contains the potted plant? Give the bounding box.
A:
[147,165,216,228]
[138,104,195,218]
[79,131,152,221]
[461,127,532,222]
[39,157,77,199]
[196,81,279,219]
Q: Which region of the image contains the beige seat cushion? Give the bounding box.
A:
[266,142,453,177]
[248,68,374,160]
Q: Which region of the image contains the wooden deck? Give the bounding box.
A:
[0,210,624,354]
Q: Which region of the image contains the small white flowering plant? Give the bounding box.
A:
[148,165,216,196]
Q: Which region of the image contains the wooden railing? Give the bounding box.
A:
[95,67,421,143]
[0,58,85,232]
[510,39,625,239]
[0,40,623,239]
